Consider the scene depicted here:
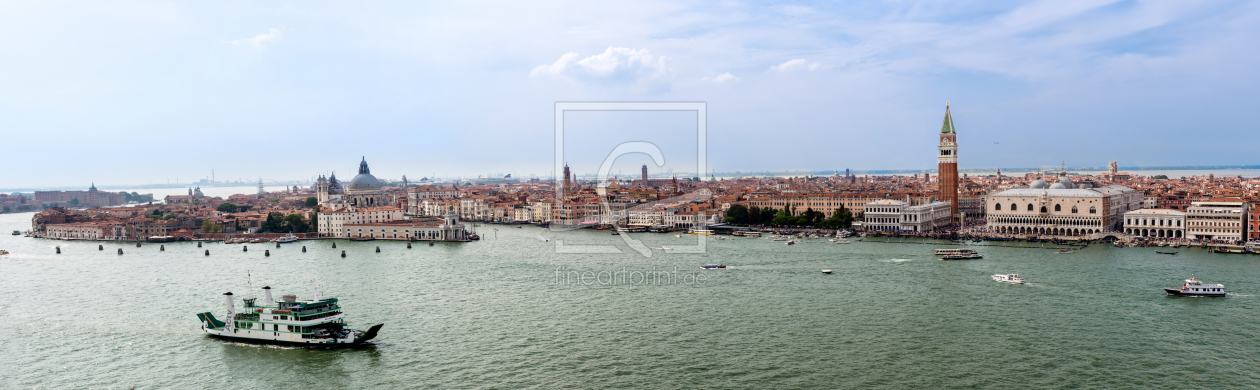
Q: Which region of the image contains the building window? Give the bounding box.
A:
[1089,207,1096,214]
[1055,204,1061,212]
[1073,206,1079,214]
[1027,204,1033,211]
[995,204,1002,211]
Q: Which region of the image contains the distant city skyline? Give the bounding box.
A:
[3,1,1258,188]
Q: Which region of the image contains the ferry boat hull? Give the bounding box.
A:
[204,324,383,348]
[1162,289,1225,297]
[199,312,383,348]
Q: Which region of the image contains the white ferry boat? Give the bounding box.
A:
[688,229,715,235]
[273,234,299,243]
[992,274,1026,284]
[934,248,978,256]
[197,284,383,347]
[1164,275,1226,297]
[941,253,982,260]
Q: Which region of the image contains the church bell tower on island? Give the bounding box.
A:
[937,102,959,217]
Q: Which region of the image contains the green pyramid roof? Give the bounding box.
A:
[940,103,955,134]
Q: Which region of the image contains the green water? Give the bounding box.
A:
[2,212,1258,389]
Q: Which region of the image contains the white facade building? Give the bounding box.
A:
[317,206,404,237]
[864,199,907,231]
[1123,209,1186,238]
[1185,199,1248,242]
[900,201,953,232]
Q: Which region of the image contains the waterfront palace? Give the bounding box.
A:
[986,170,1143,235]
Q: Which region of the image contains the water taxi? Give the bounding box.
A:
[941,253,983,260]
[830,238,850,244]
[701,264,726,269]
[1214,245,1247,254]
[197,284,383,347]
[659,246,673,250]
[1164,275,1225,297]
[786,240,796,245]
[821,269,832,274]
[934,248,978,256]
[0,250,9,255]
[688,229,715,235]
[273,234,299,243]
[991,274,1026,284]
[11,230,19,236]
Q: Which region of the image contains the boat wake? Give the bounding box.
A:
[882,259,912,263]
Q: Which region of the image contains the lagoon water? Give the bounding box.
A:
[2,212,1259,388]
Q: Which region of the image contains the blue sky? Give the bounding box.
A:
[2,1,1257,188]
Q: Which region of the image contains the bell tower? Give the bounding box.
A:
[937,102,959,217]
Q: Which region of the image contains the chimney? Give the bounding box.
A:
[263,286,274,307]
[223,292,236,331]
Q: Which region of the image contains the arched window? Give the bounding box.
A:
[1011,203,1017,211]
[1027,204,1034,211]
[1072,206,1079,214]
[1055,204,1061,212]
[1040,206,1047,213]
[995,203,1002,211]
[1089,206,1096,214]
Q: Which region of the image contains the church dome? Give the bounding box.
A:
[1058,176,1075,189]
[1029,179,1049,189]
[348,157,382,191]
[193,187,204,197]
[1048,182,1066,189]
[349,174,381,190]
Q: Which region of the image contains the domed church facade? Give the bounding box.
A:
[345,157,386,208]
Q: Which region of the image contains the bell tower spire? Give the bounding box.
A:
[937,102,959,217]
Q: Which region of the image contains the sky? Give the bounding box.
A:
[1,0,1258,189]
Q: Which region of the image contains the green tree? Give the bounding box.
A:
[819,204,854,229]
[201,219,223,233]
[799,208,824,226]
[217,203,238,213]
[771,204,797,226]
[69,198,80,206]
[1152,175,1168,180]
[304,197,318,207]
[283,214,310,233]
[724,204,750,225]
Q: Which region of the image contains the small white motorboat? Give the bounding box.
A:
[992,274,1026,284]
[660,246,673,250]
[1164,275,1225,297]
[821,269,832,274]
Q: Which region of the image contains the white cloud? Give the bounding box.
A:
[531,47,673,92]
[778,5,816,16]
[770,59,820,72]
[231,28,281,49]
[703,72,740,83]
